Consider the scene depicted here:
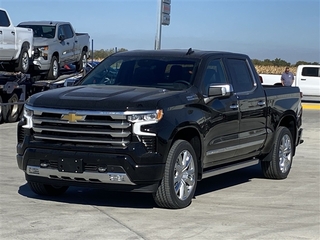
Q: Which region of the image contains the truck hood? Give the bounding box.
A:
[27,85,182,111]
[33,37,56,46]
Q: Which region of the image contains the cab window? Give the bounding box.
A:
[226,58,254,92]
[201,59,228,95]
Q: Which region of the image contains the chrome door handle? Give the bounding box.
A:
[257,100,266,106]
[230,104,239,110]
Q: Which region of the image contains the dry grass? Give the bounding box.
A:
[255,65,297,75]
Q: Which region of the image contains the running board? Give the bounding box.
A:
[202,158,259,179]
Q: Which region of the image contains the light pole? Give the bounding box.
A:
[155,0,171,50]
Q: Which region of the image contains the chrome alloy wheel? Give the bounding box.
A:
[174,149,196,201]
[278,134,292,173]
[52,60,59,78]
[22,51,29,72]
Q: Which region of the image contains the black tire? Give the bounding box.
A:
[28,181,69,196]
[76,51,87,72]
[261,126,294,179]
[15,47,29,73]
[3,93,21,123]
[153,140,198,209]
[47,56,59,80]
[0,95,3,123]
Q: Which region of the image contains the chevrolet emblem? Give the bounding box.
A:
[61,113,85,123]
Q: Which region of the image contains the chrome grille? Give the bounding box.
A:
[31,108,132,148]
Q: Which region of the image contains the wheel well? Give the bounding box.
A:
[21,41,30,50]
[52,52,59,62]
[172,127,202,177]
[278,114,297,154]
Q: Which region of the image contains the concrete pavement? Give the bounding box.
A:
[0,109,319,240]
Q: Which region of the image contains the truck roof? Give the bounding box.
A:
[114,49,248,59]
[18,21,70,26]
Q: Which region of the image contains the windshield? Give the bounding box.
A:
[19,25,56,39]
[79,55,198,90]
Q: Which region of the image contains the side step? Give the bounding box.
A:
[202,158,259,179]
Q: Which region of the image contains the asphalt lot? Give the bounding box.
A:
[0,108,319,240]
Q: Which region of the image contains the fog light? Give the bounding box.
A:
[98,166,107,172]
[40,162,50,168]
[109,173,125,182]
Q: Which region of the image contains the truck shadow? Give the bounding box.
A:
[18,164,263,209]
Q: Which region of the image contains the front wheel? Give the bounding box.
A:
[76,51,87,72]
[28,181,69,196]
[261,126,294,179]
[153,140,198,209]
[15,47,29,73]
[47,56,59,80]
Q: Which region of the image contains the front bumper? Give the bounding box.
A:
[17,147,165,193]
[32,57,51,71]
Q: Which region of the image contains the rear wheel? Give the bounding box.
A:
[15,47,29,73]
[153,140,198,209]
[261,126,293,179]
[47,56,59,80]
[28,181,69,196]
[3,93,21,123]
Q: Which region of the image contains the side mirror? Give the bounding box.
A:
[58,34,65,41]
[208,84,233,97]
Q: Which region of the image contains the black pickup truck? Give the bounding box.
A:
[17,49,303,209]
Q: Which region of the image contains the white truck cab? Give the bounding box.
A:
[260,64,320,102]
[0,8,33,73]
[295,65,320,101]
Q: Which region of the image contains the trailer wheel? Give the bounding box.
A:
[3,93,21,123]
[261,126,293,179]
[153,140,198,209]
[47,56,59,80]
[15,47,29,73]
[28,181,69,196]
[76,51,87,72]
[0,95,3,123]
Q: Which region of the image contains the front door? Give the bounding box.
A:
[202,58,240,168]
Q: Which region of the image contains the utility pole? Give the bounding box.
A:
[155,0,171,50]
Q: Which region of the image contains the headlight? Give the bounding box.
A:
[127,109,163,123]
[23,106,33,129]
[127,110,163,136]
[38,46,49,51]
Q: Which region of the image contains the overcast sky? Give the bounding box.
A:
[1,0,319,64]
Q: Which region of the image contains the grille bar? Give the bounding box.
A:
[33,117,131,129]
[33,126,131,138]
[34,134,130,145]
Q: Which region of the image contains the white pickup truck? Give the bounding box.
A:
[260,65,320,102]
[18,21,90,80]
[0,8,33,73]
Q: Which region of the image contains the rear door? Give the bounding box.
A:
[225,57,267,159]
